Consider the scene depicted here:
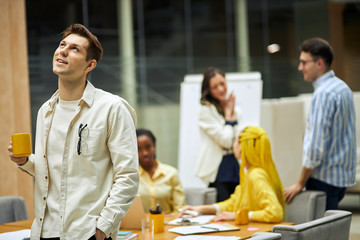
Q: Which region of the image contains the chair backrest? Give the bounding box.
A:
[184,187,217,205]
[273,210,352,240]
[251,232,282,240]
[285,190,326,224]
[0,196,29,224]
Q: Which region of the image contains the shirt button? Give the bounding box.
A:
[43,155,46,158]
[43,197,46,201]
[40,218,43,221]
[45,176,48,180]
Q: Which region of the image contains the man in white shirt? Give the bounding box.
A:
[8,24,139,240]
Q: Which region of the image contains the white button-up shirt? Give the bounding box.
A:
[20,81,139,240]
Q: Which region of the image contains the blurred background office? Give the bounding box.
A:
[24,0,360,169]
[1,0,360,220]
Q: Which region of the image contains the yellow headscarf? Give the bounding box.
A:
[239,126,285,213]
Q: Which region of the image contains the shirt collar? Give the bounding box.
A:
[47,90,60,111]
[139,165,146,176]
[80,80,96,108]
[46,80,96,112]
[139,160,165,179]
[312,70,334,90]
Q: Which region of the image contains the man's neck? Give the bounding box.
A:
[58,77,87,101]
[316,68,332,81]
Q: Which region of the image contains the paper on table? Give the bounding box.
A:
[0,229,30,240]
[117,233,137,240]
[168,215,215,225]
[174,236,240,240]
[169,223,239,235]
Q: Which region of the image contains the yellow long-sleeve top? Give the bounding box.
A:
[216,167,283,223]
[138,160,186,214]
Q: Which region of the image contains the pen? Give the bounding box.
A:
[200,225,219,231]
[150,203,163,214]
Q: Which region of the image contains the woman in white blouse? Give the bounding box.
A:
[195,67,243,202]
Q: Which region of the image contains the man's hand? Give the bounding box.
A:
[95,228,106,240]
[8,142,28,165]
[284,167,313,203]
[284,183,303,204]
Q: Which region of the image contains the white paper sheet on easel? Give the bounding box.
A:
[0,229,30,240]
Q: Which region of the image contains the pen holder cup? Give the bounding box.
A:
[149,212,164,233]
[235,207,249,225]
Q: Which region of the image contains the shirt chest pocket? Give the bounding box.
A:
[77,127,106,158]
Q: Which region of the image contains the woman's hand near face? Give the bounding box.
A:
[224,92,236,122]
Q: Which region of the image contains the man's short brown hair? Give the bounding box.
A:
[61,23,103,63]
[299,37,333,67]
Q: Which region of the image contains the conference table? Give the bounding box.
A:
[0,216,292,239]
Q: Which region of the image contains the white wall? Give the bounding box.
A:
[137,104,180,168]
[260,97,306,187]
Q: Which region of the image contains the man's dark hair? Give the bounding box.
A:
[61,23,103,63]
[299,37,333,67]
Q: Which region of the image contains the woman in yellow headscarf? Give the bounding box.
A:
[180,126,285,223]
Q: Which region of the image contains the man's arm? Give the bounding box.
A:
[284,91,333,204]
[96,100,139,238]
[284,167,313,203]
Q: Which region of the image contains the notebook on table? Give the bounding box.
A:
[120,195,146,229]
[168,223,240,235]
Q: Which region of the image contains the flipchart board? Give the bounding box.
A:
[178,72,263,188]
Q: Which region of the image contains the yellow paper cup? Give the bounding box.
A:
[12,133,31,157]
[235,207,249,225]
[149,212,164,233]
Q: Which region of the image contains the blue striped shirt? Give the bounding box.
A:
[303,70,357,187]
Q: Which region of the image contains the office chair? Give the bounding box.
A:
[0,196,29,224]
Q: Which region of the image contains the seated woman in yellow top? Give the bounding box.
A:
[180,126,285,223]
[136,128,186,214]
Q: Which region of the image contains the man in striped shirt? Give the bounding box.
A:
[284,38,357,210]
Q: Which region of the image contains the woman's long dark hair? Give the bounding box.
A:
[200,66,226,116]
